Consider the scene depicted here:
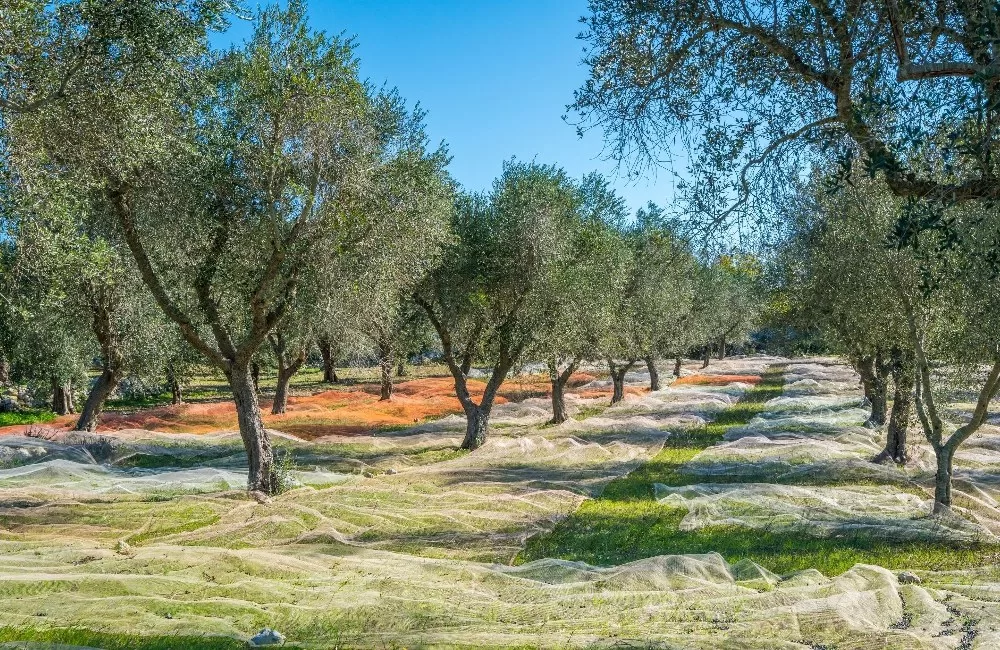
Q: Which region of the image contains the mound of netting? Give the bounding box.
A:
[0,542,971,649]
[667,358,1000,545]
[0,359,773,565]
[655,482,992,542]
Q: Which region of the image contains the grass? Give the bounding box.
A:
[0,409,56,427]
[518,365,1000,576]
[0,627,249,649]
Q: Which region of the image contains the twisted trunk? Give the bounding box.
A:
[167,366,183,405]
[856,354,890,427]
[645,356,661,391]
[548,358,579,424]
[933,444,955,512]
[228,362,278,494]
[378,337,394,401]
[701,344,711,369]
[608,358,637,405]
[269,333,307,415]
[318,338,339,383]
[673,356,683,378]
[874,348,914,464]
[717,335,726,360]
[251,362,261,394]
[51,378,75,415]
[76,369,120,432]
[77,297,123,432]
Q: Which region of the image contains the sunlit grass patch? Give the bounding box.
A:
[0,409,56,427]
[517,498,1000,574]
[518,365,1000,575]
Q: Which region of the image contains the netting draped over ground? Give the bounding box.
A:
[5,357,1000,647]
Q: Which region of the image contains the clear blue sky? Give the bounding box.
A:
[217,1,679,214]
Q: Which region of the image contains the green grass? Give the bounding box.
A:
[518,365,1000,576]
[0,409,56,427]
[0,627,249,650]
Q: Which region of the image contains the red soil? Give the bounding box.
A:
[0,370,753,440]
[0,372,601,440]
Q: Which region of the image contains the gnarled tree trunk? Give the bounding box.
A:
[548,357,580,424]
[269,333,307,415]
[645,356,661,391]
[51,378,75,415]
[396,358,407,377]
[318,337,339,383]
[76,369,120,432]
[228,362,278,494]
[378,337,394,401]
[167,366,183,405]
[251,362,261,395]
[415,296,521,452]
[856,354,890,427]
[933,444,955,512]
[77,297,123,432]
[674,356,683,378]
[608,358,637,405]
[874,348,914,464]
[701,344,711,369]
[717,335,726,360]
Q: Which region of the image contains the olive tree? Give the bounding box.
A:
[781,175,920,463]
[352,94,453,402]
[2,182,171,426]
[574,0,1000,232]
[597,209,700,403]
[415,161,578,449]
[8,3,430,494]
[528,173,630,423]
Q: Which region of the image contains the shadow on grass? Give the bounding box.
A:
[0,627,247,650]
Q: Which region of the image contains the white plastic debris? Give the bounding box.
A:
[249,627,285,646]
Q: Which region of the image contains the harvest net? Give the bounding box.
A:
[4,356,1000,647]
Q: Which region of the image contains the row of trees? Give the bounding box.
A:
[772,173,1000,513]
[571,0,1000,514]
[0,1,760,495]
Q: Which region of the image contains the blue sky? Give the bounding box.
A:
[217,1,679,214]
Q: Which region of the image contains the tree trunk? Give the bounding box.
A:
[318,338,339,383]
[462,403,490,450]
[75,369,120,432]
[378,338,394,401]
[933,444,955,513]
[718,335,726,360]
[251,362,261,395]
[874,349,914,464]
[608,359,636,405]
[52,378,75,415]
[645,356,661,391]
[548,358,579,424]
[674,356,683,378]
[168,370,183,405]
[228,362,278,494]
[702,344,711,369]
[856,355,889,427]
[269,334,307,415]
[396,359,407,377]
[0,355,10,385]
[272,370,292,415]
